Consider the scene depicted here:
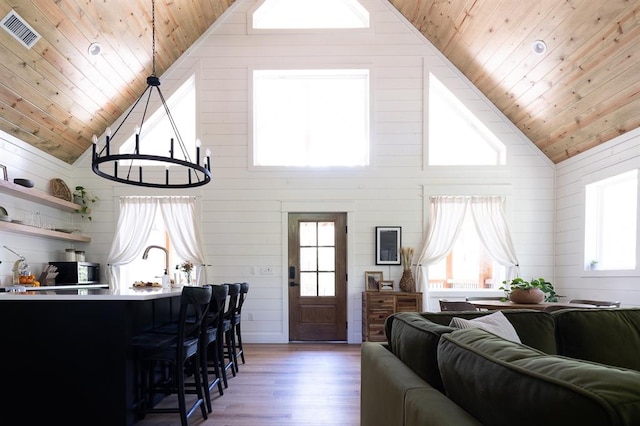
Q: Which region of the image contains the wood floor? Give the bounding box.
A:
[134,343,362,426]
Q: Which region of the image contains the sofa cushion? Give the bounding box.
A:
[416,310,558,354]
[385,310,556,392]
[553,308,640,370]
[438,328,640,426]
[386,312,455,392]
[449,310,521,343]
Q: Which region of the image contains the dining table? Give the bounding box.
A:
[468,299,598,311]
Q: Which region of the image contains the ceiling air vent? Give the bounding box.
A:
[1,10,40,49]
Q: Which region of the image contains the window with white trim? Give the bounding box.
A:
[252,69,370,167]
[429,73,506,166]
[584,169,638,271]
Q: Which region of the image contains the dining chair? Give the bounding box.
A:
[543,305,573,313]
[439,299,479,312]
[132,285,212,426]
[569,299,621,307]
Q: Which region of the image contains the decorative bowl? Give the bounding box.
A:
[13,178,34,188]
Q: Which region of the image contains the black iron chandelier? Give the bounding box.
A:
[91,0,211,189]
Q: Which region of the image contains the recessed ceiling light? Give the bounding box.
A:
[532,40,547,55]
[88,42,102,57]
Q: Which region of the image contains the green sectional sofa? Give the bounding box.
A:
[361,308,640,426]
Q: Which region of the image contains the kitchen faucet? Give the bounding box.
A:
[142,245,169,275]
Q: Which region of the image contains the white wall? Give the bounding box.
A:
[0,132,82,281]
[0,0,555,343]
[555,126,640,307]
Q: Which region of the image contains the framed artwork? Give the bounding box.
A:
[375,226,401,265]
[0,164,7,181]
[365,271,383,292]
[379,280,395,291]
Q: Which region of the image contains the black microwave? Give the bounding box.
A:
[48,262,101,285]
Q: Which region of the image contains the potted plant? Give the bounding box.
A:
[73,186,98,221]
[500,277,559,303]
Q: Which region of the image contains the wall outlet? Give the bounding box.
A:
[259,267,274,275]
[248,313,254,321]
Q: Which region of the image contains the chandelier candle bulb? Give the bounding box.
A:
[135,126,140,154]
[106,127,111,155]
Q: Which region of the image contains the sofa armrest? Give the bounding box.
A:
[361,342,480,426]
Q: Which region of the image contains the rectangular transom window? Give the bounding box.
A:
[252,69,370,167]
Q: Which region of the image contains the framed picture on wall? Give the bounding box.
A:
[365,271,383,292]
[375,226,401,265]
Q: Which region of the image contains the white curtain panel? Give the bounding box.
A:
[106,197,158,289]
[415,196,468,306]
[159,197,207,285]
[469,196,520,281]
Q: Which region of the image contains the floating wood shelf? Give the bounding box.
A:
[0,179,91,242]
[0,179,81,213]
[0,221,91,242]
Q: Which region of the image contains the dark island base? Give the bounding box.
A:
[0,296,180,426]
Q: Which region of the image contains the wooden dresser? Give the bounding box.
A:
[362,291,423,342]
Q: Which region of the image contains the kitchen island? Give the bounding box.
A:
[0,285,184,425]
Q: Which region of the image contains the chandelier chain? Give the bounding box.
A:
[152,0,156,76]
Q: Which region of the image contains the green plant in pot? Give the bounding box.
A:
[73,186,98,221]
[500,277,559,303]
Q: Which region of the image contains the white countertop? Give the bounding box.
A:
[0,284,184,301]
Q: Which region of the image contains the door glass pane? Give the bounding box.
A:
[300,222,317,246]
[318,247,335,271]
[298,220,337,297]
[318,222,334,245]
[300,247,318,271]
[318,272,335,296]
[300,272,318,296]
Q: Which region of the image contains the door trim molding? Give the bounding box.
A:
[280,201,357,343]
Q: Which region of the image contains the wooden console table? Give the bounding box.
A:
[362,291,422,342]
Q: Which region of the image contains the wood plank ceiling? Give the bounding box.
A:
[0,0,638,165]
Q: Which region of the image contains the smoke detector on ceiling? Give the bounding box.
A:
[1,10,40,49]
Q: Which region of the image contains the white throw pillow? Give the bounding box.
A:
[449,311,521,343]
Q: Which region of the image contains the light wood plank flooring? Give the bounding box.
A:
[135,343,361,426]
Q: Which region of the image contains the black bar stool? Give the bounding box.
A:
[132,286,212,426]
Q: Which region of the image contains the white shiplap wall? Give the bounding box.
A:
[0,132,83,279]
[555,126,640,307]
[1,0,554,343]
